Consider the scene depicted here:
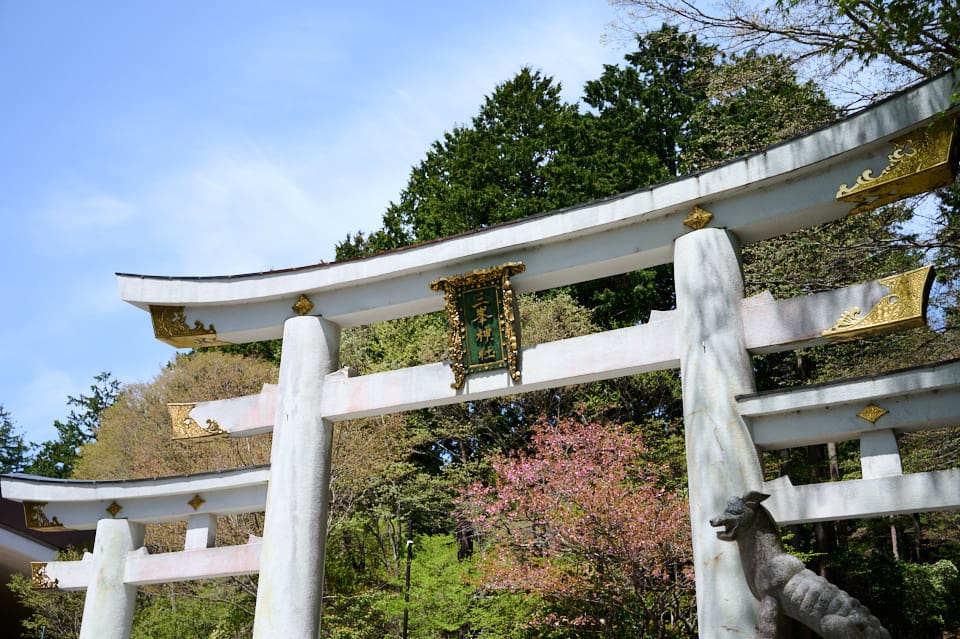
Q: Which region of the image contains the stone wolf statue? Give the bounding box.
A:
[710,491,891,639]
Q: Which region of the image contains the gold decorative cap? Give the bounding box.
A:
[292,294,315,316]
[683,206,714,230]
[106,501,123,517]
[857,404,889,424]
[150,305,230,348]
[837,117,958,215]
[31,563,58,590]
[822,265,934,342]
[168,403,226,439]
[23,502,64,530]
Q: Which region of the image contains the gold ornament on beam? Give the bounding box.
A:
[31,563,59,590]
[149,305,230,348]
[683,205,714,230]
[857,404,889,424]
[430,262,525,390]
[23,502,64,530]
[105,501,123,517]
[837,117,958,215]
[168,402,226,439]
[822,265,935,342]
[292,294,315,316]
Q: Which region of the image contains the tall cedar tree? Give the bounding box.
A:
[337,68,583,257]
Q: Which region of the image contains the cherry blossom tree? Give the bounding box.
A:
[460,416,695,638]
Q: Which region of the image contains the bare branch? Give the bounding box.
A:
[611,0,958,100]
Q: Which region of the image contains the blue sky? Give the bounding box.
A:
[0,1,633,445]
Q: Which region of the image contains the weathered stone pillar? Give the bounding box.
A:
[79,518,144,639]
[674,228,764,637]
[254,316,340,638]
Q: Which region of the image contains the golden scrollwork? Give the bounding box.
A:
[188,494,206,511]
[31,562,59,590]
[857,404,889,424]
[106,501,123,517]
[23,502,64,530]
[437,285,468,390]
[837,117,958,215]
[683,206,714,230]
[168,403,226,439]
[292,294,315,316]
[822,265,934,342]
[501,272,521,385]
[149,305,230,348]
[430,262,525,389]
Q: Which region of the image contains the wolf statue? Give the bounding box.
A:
[710,491,891,639]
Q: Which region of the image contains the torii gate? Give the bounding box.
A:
[3,70,959,638]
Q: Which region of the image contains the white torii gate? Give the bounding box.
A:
[1,467,268,638]
[3,70,958,638]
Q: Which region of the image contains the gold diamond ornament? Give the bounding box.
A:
[857,404,889,424]
[292,294,315,316]
[683,206,714,230]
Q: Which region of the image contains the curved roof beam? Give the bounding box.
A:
[0,466,269,530]
[117,72,959,345]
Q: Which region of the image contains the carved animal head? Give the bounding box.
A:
[709,491,769,541]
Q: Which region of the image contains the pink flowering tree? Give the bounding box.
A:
[460,416,696,638]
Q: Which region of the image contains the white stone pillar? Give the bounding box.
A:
[675,228,764,637]
[79,518,144,639]
[254,316,340,639]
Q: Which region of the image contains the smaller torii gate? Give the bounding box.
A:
[2,70,959,638]
[1,467,268,638]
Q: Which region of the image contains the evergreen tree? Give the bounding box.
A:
[683,50,837,170]
[26,372,119,478]
[583,24,716,178]
[338,68,584,257]
[0,405,28,473]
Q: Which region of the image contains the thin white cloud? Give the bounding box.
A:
[38,192,137,252]
[137,153,324,275]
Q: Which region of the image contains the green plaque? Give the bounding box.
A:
[430,262,524,389]
[461,284,506,372]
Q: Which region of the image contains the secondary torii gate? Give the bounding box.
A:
[3,70,958,638]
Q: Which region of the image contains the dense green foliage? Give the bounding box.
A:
[337,26,722,261]
[8,549,86,639]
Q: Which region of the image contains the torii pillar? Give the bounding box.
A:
[253,315,340,638]
[79,519,144,639]
[675,228,764,637]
